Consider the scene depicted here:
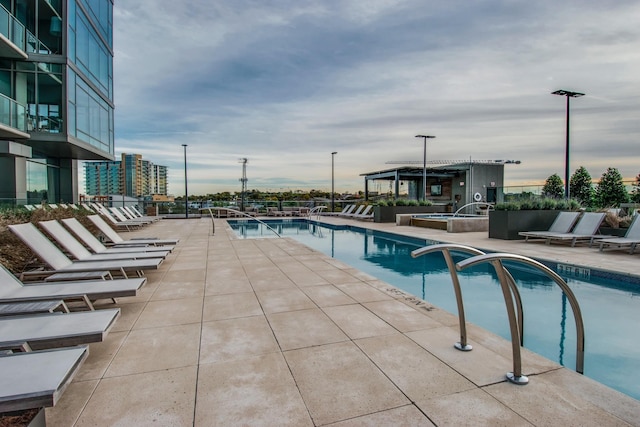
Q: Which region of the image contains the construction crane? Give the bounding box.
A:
[239,158,248,211]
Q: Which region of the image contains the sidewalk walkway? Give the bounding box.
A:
[46,217,639,426]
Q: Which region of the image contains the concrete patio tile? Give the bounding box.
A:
[464,323,561,374]
[74,331,127,381]
[324,304,397,339]
[416,388,533,426]
[301,284,356,307]
[355,334,475,402]
[284,341,409,426]
[248,270,298,291]
[407,327,516,386]
[45,380,98,427]
[296,258,337,271]
[102,301,145,332]
[364,299,445,332]
[161,268,206,282]
[133,297,203,329]
[195,352,312,426]
[541,368,640,426]
[205,275,253,295]
[75,366,197,427]
[199,315,279,364]
[267,308,349,350]
[151,280,205,300]
[335,282,394,303]
[105,323,200,377]
[255,288,316,314]
[316,268,361,284]
[202,292,263,321]
[326,404,435,426]
[285,269,331,286]
[343,268,378,281]
[483,374,631,426]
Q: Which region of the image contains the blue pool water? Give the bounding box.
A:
[229,219,640,400]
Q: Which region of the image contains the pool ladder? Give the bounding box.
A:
[202,207,282,238]
[411,243,585,385]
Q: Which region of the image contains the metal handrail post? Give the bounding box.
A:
[457,252,586,380]
[411,243,486,351]
[491,259,528,384]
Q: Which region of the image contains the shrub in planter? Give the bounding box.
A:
[394,199,408,206]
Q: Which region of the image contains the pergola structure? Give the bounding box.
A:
[360,166,462,201]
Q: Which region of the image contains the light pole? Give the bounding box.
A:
[552,90,585,199]
[414,135,436,201]
[182,144,188,218]
[331,152,337,212]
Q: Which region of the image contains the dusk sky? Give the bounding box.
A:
[111,1,640,196]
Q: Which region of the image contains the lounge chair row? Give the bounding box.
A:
[1,216,179,414]
[323,204,374,220]
[519,211,640,253]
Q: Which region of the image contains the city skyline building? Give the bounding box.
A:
[84,153,169,197]
[0,0,114,204]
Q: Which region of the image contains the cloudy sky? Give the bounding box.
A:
[112,0,640,196]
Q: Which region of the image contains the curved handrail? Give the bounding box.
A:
[204,207,282,238]
[411,244,524,352]
[308,205,327,220]
[457,252,585,384]
[453,201,494,217]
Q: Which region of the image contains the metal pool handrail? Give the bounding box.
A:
[203,208,282,238]
[453,201,494,217]
[457,252,585,385]
[411,244,524,353]
[308,206,326,220]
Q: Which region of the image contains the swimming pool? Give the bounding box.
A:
[228,219,640,400]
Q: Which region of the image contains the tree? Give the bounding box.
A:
[569,166,594,206]
[542,174,564,199]
[631,173,640,203]
[595,167,629,208]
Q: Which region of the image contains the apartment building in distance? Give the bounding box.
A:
[84,153,169,198]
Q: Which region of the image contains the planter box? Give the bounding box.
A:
[373,205,449,223]
[489,210,561,240]
[599,227,628,238]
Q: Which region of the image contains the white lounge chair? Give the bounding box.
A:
[0,346,89,412]
[61,217,173,254]
[8,223,163,279]
[0,308,119,350]
[0,264,145,308]
[87,215,179,247]
[519,211,581,242]
[353,205,374,220]
[39,220,170,261]
[341,205,364,217]
[597,215,640,254]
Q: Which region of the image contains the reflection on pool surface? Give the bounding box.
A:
[229,219,640,400]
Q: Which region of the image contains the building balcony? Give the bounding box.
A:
[0,94,30,139]
[0,5,28,59]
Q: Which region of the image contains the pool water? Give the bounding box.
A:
[229,219,640,400]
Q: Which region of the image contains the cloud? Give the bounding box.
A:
[109,0,640,195]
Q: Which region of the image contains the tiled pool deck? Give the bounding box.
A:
[46,216,640,426]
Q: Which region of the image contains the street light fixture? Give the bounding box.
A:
[414,135,436,201]
[182,144,188,218]
[552,90,585,199]
[331,152,337,212]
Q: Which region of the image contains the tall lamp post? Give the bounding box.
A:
[414,135,436,201]
[331,151,337,212]
[182,144,188,218]
[552,90,585,199]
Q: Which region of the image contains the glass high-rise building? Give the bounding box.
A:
[0,0,114,205]
[85,154,169,198]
